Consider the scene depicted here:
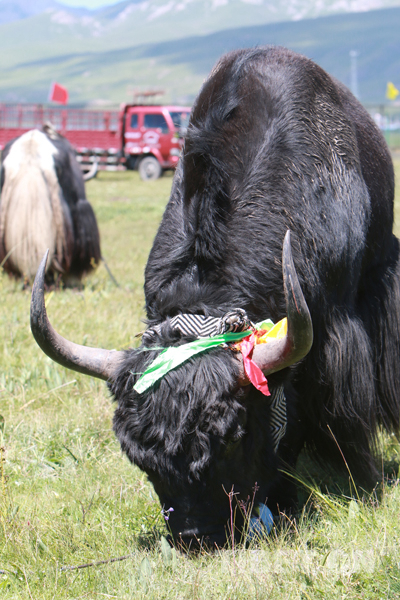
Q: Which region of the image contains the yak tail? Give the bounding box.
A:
[68,199,101,280]
[0,155,72,279]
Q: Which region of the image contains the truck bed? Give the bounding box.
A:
[0,104,122,169]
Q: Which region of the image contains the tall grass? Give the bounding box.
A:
[0,165,399,599]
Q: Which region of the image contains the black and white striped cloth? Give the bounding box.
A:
[142,308,287,452]
[269,385,287,452]
[142,308,252,343]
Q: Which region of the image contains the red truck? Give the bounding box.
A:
[0,102,191,180]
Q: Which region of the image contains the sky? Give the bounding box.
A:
[59,0,122,8]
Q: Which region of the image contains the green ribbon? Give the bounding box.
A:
[133,319,275,394]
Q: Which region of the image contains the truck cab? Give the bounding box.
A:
[121,104,191,180]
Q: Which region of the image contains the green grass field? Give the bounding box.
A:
[0,162,400,599]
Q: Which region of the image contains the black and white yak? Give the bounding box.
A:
[0,125,100,283]
[30,47,399,549]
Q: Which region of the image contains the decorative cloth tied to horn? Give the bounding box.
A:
[135,308,288,452]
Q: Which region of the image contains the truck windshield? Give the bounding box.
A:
[144,113,169,133]
[169,112,190,131]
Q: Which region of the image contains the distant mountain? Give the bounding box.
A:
[0,0,90,24]
[0,2,399,105]
[1,0,400,30]
[1,0,400,73]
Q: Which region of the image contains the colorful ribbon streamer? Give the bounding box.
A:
[133,330,251,394]
[240,333,271,396]
[133,317,287,395]
[239,317,288,397]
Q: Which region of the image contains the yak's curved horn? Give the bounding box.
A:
[83,159,98,182]
[237,230,313,384]
[30,250,124,381]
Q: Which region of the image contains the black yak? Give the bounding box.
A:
[0,125,101,283]
[31,47,399,549]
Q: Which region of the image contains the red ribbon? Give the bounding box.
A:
[240,334,271,396]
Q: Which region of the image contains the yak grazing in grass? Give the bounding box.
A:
[0,124,100,283]
[31,47,399,549]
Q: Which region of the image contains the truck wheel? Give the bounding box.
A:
[139,156,162,180]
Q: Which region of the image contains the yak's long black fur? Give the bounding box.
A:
[111,47,399,545]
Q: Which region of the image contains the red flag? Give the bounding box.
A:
[49,82,68,105]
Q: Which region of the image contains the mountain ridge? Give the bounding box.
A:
[0,3,399,105]
[0,0,92,24]
[2,0,400,27]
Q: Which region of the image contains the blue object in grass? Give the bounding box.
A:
[247,504,274,541]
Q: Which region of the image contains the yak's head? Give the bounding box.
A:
[30,232,312,550]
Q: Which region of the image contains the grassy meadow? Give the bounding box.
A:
[0,161,400,599]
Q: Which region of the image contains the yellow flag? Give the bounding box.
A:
[386,81,399,100]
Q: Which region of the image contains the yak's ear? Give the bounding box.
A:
[31,250,125,381]
[237,231,313,384]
